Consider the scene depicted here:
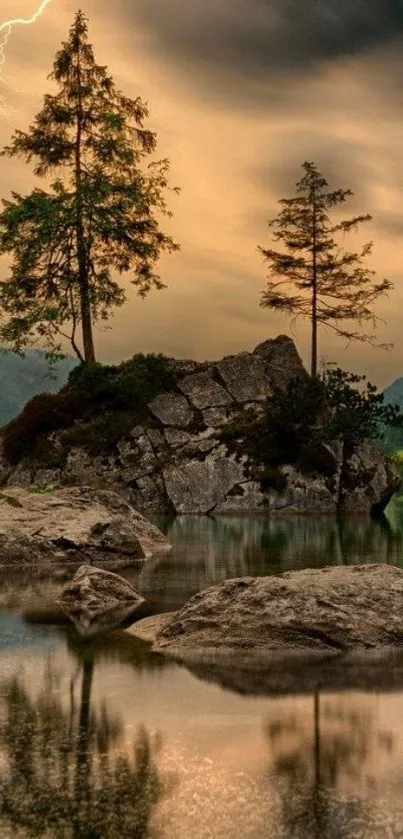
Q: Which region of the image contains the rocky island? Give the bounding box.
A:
[0,335,399,517]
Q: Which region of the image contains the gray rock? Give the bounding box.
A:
[254,334,306,391]
[213,481,266,513]
[131,473,169,515]
[31,468,61,488]
[150,564,403,660]
[179,370,233,409]
[58,564,144,636]
[202,407,230,427]
[164,428,193,448]
[216,352,271,403]
[148,392,194,428]
[266,466,337,513]
[117,438,140,466]
[163,454,245,513]
[0,486,170,566]
[129,425,146,440]
[147,428,165,449]
[340,439,401,515]
[121,451,157,482]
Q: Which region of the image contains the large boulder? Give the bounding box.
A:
[58,564,144,636]
[0,486,170,567]
[140,564,403,660]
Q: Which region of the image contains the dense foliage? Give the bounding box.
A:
[220,368,403,480]
[2,353,176,465]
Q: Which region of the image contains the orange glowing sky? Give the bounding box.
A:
[0,0,402,386]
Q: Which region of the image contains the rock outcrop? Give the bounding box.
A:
[0,486,170,567]
[58,564,144,636]
[136,564,403,659]
[1,335,399,516]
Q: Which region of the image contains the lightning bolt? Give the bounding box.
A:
[0,1,53,123]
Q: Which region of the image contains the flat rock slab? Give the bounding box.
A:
[0,486,170,566]
[178,370,233,409]
[216,353,271,402]
[163,455,245,513]
[141,564,403,656]
[148,392,194,427]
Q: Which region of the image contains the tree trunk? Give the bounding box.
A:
[311,290,318,378]
[311,188,318,378]
[75,39,96,363]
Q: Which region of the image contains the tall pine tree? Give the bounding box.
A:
[259,161,391,378]
[0,10,179,362]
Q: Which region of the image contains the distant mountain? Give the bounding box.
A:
[0,349,77,427]
[381,377,403,452]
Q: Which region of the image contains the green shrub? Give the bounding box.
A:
[3,390,83,464]
[2,352,176,466]
[60,411,135,454]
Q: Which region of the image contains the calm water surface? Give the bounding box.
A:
[2,501,403,837]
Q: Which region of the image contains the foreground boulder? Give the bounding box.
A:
[0,486,170,567]
[135,564,403,660]
[58,565,144,636]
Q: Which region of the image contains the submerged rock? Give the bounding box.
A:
[0,486,170,567]
[58,564,144,636]
[135,565,403,660]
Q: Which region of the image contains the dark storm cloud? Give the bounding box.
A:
[119,0,403,106]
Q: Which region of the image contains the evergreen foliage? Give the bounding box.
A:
[0,10,179,362]
[259,161,392,377]
[220,368,403,478]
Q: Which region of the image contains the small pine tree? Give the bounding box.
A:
[0,10,179,362]
[259,161,392,378]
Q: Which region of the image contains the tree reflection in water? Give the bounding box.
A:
[0,656,164,838]
[266,693,395,839]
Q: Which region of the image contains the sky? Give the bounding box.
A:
[0,0,403,386]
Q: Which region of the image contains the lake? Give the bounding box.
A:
[2,500,403,837]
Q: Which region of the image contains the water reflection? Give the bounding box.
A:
[138,509,403,608]
[0,645,167,838]
[266,693,396,839]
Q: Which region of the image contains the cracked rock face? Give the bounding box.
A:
[3,335,399,517]
[216,353,271,403]
[148,392,195,427]
[163,455,246,514]
[178,370,234,409]
[0,486,170,567]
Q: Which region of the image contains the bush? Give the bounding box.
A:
[2,352,176,465]
[3,390,83,464]
[218,368,403,483]
[60,411,135,454]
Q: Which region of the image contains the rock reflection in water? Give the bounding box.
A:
[138,511,403,609]
[0,651,166,838]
